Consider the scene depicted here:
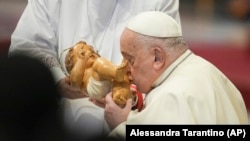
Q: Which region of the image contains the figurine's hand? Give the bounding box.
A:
[56,76,87,99]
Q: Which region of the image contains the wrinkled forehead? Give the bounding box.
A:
[121,30,144,58]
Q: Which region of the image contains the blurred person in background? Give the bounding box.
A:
[0,55,69,141]
[227,0,250,21]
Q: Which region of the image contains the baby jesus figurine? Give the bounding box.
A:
[64,41,135,108]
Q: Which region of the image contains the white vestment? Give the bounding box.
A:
[9,0,181,139]
[109,49,249,139]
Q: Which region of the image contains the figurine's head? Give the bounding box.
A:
[65,41,100,74]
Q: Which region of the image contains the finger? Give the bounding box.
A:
[105,92,115,105]
[75,94,87,98]
[89,98,105,108]
[75,91,88,98]
[65,76,71,84]
[89,97,105,103]
[130,84,137,94]
[67,90,87,99]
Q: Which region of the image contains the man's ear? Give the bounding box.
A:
[153,47,165,70]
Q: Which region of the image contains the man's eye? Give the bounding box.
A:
[128,59,134,65]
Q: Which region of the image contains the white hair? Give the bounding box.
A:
[135,33,188,56]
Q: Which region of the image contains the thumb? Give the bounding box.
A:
[105,92,114,105]
[124,98,133,110]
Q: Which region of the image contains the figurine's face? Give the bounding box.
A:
[75,42,96,60]
[65,41,99,73]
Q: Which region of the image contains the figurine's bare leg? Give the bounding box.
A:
[92,58,128,82]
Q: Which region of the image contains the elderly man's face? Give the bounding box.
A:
[120,29,156,93]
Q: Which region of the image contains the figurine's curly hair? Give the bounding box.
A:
[64,41,100,74]
[65,47,75,74]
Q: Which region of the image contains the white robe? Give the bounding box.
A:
[109,49,248,139]
[8,0,181,139]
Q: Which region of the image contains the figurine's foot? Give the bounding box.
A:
[112,88,132,108]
